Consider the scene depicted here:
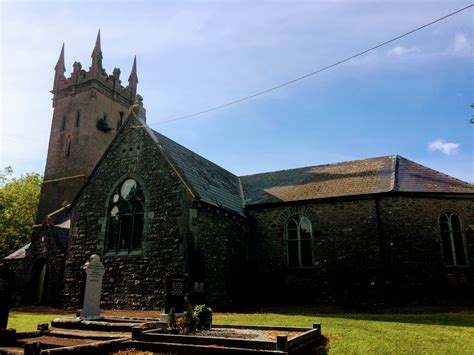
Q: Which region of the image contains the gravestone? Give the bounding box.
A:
[80,255,105,319]
[0,263,13,329]
[165,272,186,313]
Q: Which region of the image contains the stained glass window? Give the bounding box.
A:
[105,178,145,253]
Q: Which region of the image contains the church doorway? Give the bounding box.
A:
[30,258,50,304]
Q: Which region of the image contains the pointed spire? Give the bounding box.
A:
[128,56,138,98]
[128,56,138,83]
[91,29,101,57]
[55,43,65,72]
[53,43,66,91]
[90,30,103,78]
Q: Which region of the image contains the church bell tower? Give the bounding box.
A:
[36,31,140,223]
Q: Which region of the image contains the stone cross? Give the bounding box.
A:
[80,255,105,319]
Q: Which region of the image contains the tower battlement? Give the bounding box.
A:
[52,30,137,108]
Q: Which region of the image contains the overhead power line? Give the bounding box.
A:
[153,4,473,125]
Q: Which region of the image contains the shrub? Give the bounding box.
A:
[194,304,213,330]
[96,117,113,132]
[167,307,176,329]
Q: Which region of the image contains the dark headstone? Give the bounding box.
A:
[165,272,186,313]
[0,264,13,329]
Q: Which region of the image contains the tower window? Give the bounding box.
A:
[61,116,66,131]
[75,111,81,128]
[105,178,145,253]
[439,211,468,266]
[65,136,71,157]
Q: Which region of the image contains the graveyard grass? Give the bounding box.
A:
[8,309,474,353]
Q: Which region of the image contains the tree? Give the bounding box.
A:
[470,103,474,124]
[0,167,42,258]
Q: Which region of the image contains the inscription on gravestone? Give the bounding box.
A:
[165,272,186,313]
[80,255,105,319]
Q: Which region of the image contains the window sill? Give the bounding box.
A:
[103,249,143,257]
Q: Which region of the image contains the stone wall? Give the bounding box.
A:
[247,194,474,306]
[62,116,191,309]
[247,198,382,305]
[37,78,133,223]
[7,224,68,307]
[190,204,249,308]
[378,195,474,304]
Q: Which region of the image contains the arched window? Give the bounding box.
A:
[439,211,467,266]
[105,178,145,253]
[286,215,313,268]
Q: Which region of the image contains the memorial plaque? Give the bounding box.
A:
[80,255,105,319]
[165,272,186,313]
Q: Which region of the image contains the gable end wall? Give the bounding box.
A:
[62,117,192,309]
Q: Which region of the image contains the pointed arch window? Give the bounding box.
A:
[105,178,145,253]
[439,211,468,266]
[286,215,313,268]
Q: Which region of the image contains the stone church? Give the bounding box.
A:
[5,33,474,309]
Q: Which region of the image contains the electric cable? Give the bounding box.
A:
[152,4,473,125]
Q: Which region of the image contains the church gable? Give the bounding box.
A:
[63,112,193,308]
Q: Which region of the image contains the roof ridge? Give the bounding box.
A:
[239,155,395,178]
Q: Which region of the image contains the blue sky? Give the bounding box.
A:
[1,0,473,182]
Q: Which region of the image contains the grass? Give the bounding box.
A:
[7,309,474,354]
[213,310,474,354]
[8,311,73,333]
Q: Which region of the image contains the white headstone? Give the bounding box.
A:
[80,255,105,319]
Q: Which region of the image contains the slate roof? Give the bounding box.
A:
[153,130,246,216]
[240,155,473,205]
[148,127,472,214]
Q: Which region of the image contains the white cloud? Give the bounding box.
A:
[428,139,459,155]
[387,45,419,57]
[453,33,470,52]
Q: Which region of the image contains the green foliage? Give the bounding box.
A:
[167,307,176,329]
[96,118,113,132]
[184,303,198,332]
[0,167,42,257]
[194,304,213,330]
